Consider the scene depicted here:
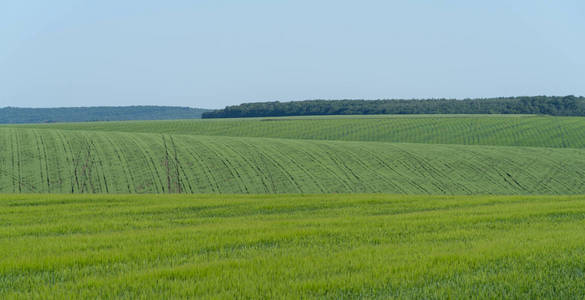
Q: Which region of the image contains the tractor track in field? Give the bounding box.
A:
[3,125,585,194]
[37,133,56,191]
[103,133,136,192]
[88,139,109,193]
[33,130,47,191]
[169,136,194,193]
[216,142,262,193]
[54,130,77,193]
[340,145,406,193]
[293,144,354,192]
[162,135,190,193]
[13,131,22,192]
[261,141,327,193]
[78,137,96,193]
[180,141,222,193]
[239,139,304,193]
[127,134,167,193]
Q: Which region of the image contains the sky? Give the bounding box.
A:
[1,1,584,109]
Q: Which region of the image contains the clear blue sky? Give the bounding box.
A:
[1,0,584,108]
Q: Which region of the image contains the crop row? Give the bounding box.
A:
[1,128,585,194]
[17,115,585,148]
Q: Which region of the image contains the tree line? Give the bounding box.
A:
[202,96,585,118]
[0,106,209,124]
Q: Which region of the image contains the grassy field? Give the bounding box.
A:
[1,194,584,298]
[3,115,585,298]
[2,127,585,194]
[4,114,585,194]
[16,114,585,148]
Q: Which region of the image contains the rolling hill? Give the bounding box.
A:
[17,114,585,148]
[3,114,585,194]
[3,114,585,297]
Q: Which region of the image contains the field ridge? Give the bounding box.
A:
[14,115,585,148]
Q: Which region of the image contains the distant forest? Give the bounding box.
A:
[0,106,208,124]
[202,96,585,118]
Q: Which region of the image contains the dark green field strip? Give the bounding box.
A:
[1,194,584,298]
[2,127,585,194]
[14,115,585,148]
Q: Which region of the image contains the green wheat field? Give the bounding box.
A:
[3,115,585,194]
[2,115,585,298]
[2,194,585,298]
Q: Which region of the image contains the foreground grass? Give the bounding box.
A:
[1,194,584,298]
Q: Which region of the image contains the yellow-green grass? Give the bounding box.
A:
[2,127,585,194]
[15,114,585,148]
[1,194,584,298]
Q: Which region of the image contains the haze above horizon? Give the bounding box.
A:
[1,0,584,109]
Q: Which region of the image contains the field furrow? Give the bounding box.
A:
[18,115,585,148]
[2,127,585,194]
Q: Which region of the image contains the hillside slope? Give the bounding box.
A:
[18,115,585,148]
[1,127,585,194]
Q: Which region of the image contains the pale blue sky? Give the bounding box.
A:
[1,0,584,108]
